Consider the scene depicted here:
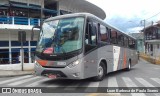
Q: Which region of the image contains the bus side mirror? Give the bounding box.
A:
[31,25,41,41]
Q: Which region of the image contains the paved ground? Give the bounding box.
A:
[0,59,160,96]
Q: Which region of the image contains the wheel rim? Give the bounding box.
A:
[98,65,103,77]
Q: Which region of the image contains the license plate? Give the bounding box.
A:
[48,74,57,79]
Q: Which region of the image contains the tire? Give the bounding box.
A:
[93,62,106,81]
[126,60,131,71]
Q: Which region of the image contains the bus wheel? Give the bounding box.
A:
[93,62,106,81]
[126,60,131,71]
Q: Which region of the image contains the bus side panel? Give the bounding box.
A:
[83,48,98,78]
[131,50,138,66]
[97,45,113,73]
[126,48,131,68]
[117,47,124,70]
[83,45,113,78]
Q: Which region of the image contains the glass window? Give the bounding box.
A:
[0,49,9,64]
[129,38,136,49]
[111,30,117,44]
[85,22,97,46]
[11,41,28,46]
[37,17,84,54]
[117,32,124,46]
[30,41,37,46]
[158,29,160,39]
[124,36,128,47]
[100,25,108,42]
[0,41,9,47]
[85,21,98,53]
[11,48,29,63]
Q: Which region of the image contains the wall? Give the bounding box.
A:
[9,0,44,7]
[1,0,9,4]
[59,0,82,13]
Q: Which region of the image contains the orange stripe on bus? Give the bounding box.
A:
[37,60,48,66]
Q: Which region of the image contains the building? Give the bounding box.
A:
[143,22,160,58]
[0,0,106,64]
[130,33,144,53]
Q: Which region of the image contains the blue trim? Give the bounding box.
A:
[30,18,39,25]
[0,16,12,24]
[43,8,57,14]
[29,4,41,8]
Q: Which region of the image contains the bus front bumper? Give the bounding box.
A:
[34,61,84,79]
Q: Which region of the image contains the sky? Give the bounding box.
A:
[87,0,160,33]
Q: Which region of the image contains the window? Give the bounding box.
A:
[124,36,128,47]
[85,22,97,45]
[11,41,28,46]
[145,27,159,40]
[158,29,160,39]
[0,41,9,47]
[30,41,37,46]
[110,30,117,44]
[100,25,108,42]
[129,38,136,49]
[117,32,124,46]
[85,21,97,53]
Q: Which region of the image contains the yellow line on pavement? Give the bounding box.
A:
[86,93,97,96]
[86,93,123,96]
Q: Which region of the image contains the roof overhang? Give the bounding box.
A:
[45,0,106,20]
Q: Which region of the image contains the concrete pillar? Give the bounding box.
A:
[9,31,12,64]
[29,40,31,63]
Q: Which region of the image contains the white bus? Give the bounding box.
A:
[32,13,138,81]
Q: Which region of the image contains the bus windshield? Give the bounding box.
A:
[36,17,84,55]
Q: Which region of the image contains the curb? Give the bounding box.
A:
[0,71,35,78]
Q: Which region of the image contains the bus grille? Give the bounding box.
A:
[41,70,67,78]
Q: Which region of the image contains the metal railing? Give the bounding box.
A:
[0,16,40,26]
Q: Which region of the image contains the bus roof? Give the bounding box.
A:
[44,13,136,40]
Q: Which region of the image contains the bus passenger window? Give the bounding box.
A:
[111,30,117,44]
[117,33,123,46]
[129,38,136,49]
[85,22,97,53]
[124,36,129,47]
[100,25,108,42]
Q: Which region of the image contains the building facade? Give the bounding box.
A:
[0,0,106,64]
[143,23,160,58]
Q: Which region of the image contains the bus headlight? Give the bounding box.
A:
[35,60,42,67]
[68,59,80,68]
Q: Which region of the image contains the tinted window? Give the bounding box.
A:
[100,25,108,42]
[110,30,117,44]
[85,21,97,53]
[0,41,9,47]
[129,38,136,49]
[124,36,128,47]
[117,33,124,46]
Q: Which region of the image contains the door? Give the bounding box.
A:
[84,20,98,78]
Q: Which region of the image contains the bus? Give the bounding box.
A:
[32,13,138,81]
